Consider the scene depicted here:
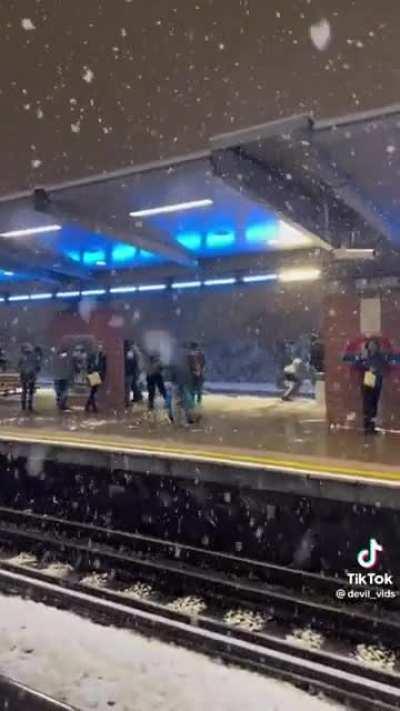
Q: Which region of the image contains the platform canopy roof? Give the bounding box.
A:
[0,103,398,286]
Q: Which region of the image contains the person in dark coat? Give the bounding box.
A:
[18,343,41,412]
[360,338,388,435]
[0,347,8,373]
[124,341,143,407]
[146,353,168,411]
[53,346,73,411]
[188,342,206,405]
[85,343,107,413]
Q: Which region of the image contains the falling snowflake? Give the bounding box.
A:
[36,108,44,119]
[309,19,332,51]
[31,159,42,169]
[82,67,94,83]
[70,121,81,134]
[386,145,396,155]
[21,18,36,31]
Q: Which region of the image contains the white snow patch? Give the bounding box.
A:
[21,18,36,31]
[0,595,345,711]
[309,19,332,51]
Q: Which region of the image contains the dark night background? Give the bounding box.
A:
[0,0,399,194]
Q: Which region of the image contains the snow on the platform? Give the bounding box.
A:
[0,595,344,711]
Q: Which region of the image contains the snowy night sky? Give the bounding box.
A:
[0,0,399,193]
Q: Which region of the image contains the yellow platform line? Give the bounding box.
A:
[0,428,399,485]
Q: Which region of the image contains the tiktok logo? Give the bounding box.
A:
[357,538,383,569]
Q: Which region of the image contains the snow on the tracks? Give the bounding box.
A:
[0,594,344,711]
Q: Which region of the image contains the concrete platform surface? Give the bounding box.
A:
[0,389,398,486]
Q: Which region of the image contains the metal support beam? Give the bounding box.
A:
[0,246,62,284]
[34,190,197,268]
[210,146,330,246]
[308,145,395,244]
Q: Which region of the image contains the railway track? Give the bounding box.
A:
[0,674,75,710]
[0,507,399,710]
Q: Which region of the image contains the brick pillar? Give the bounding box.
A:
[49,306,125,411]
[380,292,400,431]
[324,291,362,428]
[324,285,400,431]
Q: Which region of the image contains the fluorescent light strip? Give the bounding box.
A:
[242,274,278,283]
[56,291,81,298]
[0,224,62,238]
[0,298,5,303]
[9,294,30,302]
[172,281,202,289]
[2,271,14,277]
[203,277,237,286]
[30,293,53,300]
[138,284,167,292]
[130,199,213,218]
[279,268,321,283]
[81,289,106,296]
[110,285,138,294]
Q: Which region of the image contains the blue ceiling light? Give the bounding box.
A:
[203,277,237,286]
[139,249,157,260]
[138,283,166,292]
[172,280,202,289]
[81,288,107,296]
[111,243,137,264]
[9,294,30,302]
[242,273,278,283]
[30,292,53,300]
[110,285,137,294]
[56,291,81,298]
[245,220,278,243]
[66,250,81,263]
[206,228,235,249]
[82,250,106,266]
[176,231,202,251]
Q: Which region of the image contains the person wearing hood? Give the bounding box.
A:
[18,343,41,412]
[281,357,308,401]
[85,343,107,413]
[188,341,206,405]
[53,346,73,411]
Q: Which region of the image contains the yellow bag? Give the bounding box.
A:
[87,372,102,387]
[363,370,376,388]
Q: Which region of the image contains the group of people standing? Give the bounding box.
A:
[17,342,107,414]
[15,339,206,422]
[124,340,206,423]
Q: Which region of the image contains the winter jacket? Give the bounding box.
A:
[53,351,73,381]
[18,351,41,378]
[188,349,206,377]
[87,352,107,381]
